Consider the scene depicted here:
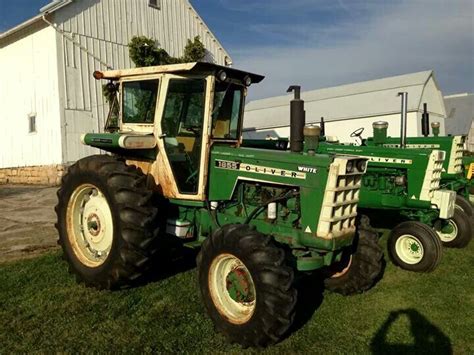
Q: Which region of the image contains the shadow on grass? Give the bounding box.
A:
[288,273,325,335]
[370,308,452,355]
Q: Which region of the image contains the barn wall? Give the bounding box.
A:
[51,0,230,163]
[0,26,62,169]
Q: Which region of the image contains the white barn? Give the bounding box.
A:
[0,0,231,185]
[243,71,447,145]
[444,93,474,152]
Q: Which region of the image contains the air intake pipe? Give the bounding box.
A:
[421,103,430,137]
[287,85,305,153]
[372,121,388,146]
[431,122,440,137]
[398,92,408,148]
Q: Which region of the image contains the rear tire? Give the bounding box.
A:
[455,195,473,216]
[324,216,384,295]
[434,209,472,248]
[55,155,161,289]
[197,224,297,347]
[388,221,442,273]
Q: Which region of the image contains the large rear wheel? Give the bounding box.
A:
[388,221,442,273]
[197,224,297,347]
[324,216,384,295]
[55,155,161,289]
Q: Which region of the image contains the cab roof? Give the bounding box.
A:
[93,62,264,84]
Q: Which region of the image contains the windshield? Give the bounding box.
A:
[211,82,244,140]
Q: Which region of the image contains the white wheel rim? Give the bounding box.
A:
[436,220,458,242]
[66,184,114,267]
[395,234,424,265]
[208,253,256,324]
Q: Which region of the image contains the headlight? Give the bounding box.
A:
[217,70,227,82]
[243,75,252,87]
[356,160,367,172]
[346,160,354,173]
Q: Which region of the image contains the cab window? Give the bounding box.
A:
[122,79,160,124]
[211,82,244,140]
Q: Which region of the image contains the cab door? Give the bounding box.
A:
[154,74,213,200]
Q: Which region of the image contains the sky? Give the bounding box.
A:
[1,0,473,100]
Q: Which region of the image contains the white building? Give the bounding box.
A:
[444,93,474,152]
[243,71,447,144]
[0,0,231,184]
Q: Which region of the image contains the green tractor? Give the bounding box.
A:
[55,63,384,347]
[365,121,474,213]
[242,91,472,272]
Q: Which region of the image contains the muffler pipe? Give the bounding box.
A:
[421,103,430,137]
[398,92,408,148]
[287,85,305,153]
[320,117,326,137]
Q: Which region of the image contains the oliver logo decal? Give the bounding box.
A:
[366,156,412,164]
[215,160,306,179]
[384,144,441,148]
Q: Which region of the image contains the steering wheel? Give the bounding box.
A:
[350,127,365,138]
[185,126,201,136]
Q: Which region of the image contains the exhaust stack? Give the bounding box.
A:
[287,85,305,153]
[421,103,430,137]
[398,92,408,148]
[320,117,326,137]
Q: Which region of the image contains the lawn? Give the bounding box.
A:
[0,232,473,353]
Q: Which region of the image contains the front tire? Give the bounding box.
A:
[388,221,442,273]
[324,216,384,295]
[55,155,160,289]
[197,224,297,347]
[434,209,472,248]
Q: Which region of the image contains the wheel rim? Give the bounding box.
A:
[436,220,458,242]
[395,234,424,265]
[66,184,114,267]
[330,254,353,279]
[455,204,465,213]
[208,253,256,324]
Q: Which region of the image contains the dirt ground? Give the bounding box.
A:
[0,185,59,263]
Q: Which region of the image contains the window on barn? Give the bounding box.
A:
[28,114,37,133]
[148,0,160,9]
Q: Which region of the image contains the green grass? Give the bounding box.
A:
[1,233,473,353]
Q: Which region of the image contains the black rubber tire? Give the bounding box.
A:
[55,155,160,289]
[324,216,384,295]
[197,224,297,348]
[455,195,473,217]
[434,209,472,248]
[388,221,443,273]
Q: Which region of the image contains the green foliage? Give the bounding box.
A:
[128,35,206,67]
[1,233,473,352]
[183,36,206,62]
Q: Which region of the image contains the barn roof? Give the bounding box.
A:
[0,0,232,62]
[444,93,474,135]
[244,70,447,131]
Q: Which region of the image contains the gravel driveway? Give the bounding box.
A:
[0,185,59,263]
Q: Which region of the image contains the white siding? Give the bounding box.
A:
[0,26,62,168]
[51,0,230,163]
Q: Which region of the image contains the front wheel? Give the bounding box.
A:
[197,224,297,348]
[388,221,442,273]
[324,216,384,295]
[455,195,473,216]
[434,209,472,248]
